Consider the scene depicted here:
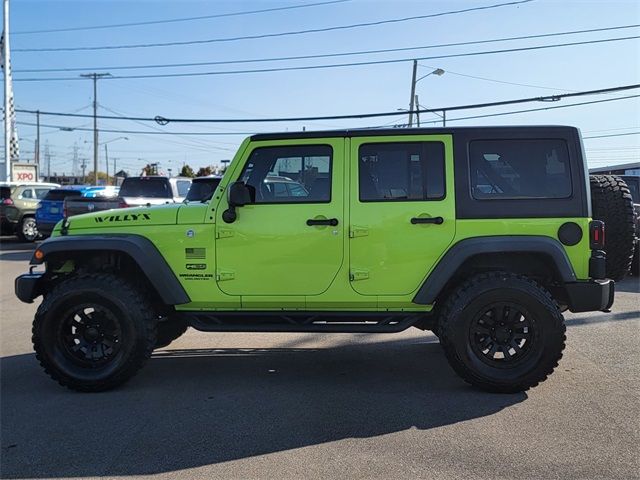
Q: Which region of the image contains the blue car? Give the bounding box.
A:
[35,187,87,238]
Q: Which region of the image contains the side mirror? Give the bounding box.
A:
[223,181,255,223]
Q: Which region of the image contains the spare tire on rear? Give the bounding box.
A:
[589,175,636,281]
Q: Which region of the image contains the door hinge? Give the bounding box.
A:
[349,225,369,238]
[216,228,234,239]
[349,269,369,281]
[216,270,235,281]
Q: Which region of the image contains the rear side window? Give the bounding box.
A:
[119,177,172,198]
[20,189,34,199]
[176,180,191,197]
[43,190,82,201]
[469,139,572,200]
[359,142,445,202]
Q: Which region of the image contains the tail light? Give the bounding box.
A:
[118,200,128,208]
[590,220,605,250]
[2,198,13,205]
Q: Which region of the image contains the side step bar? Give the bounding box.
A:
[180,311,426,333]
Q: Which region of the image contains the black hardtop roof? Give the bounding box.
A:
[250,125,578,141]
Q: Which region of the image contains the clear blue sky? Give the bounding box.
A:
[7,0,640,176]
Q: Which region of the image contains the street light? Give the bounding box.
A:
[408,62,445,127]
[84,136,128,184]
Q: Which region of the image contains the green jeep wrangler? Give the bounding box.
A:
[16,127,628,393]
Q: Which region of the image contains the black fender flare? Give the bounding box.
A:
[412,236,577,305]
[31,234,190,305]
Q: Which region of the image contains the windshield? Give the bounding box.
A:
[119,177,172,198]
[186,178,221,202]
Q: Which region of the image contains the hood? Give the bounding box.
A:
[57,203,181,232]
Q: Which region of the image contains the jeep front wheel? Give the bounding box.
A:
[32,274,158,392]
[438,272,566,393]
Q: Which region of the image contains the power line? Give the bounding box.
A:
[14,0,533,52]
[15,84,640,123]
[583,131,640,139]
[416,95,640,125]
[418,64,577,92]
[14,24,638,73]
[15,88,640,137]
[13,0,352,35]
[14,35,639,82]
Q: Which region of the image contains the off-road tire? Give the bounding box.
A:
[589,175,636,280]
[438,272,566,393]
[155,317,188,349]
[32,274,158,392]
[17,216,38,242]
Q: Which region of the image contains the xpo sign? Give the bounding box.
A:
[11,163,39,182]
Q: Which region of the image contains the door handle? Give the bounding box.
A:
[410,216,444,225]
[306,218,339,226]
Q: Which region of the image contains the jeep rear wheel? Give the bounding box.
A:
[589,175,636,280]
[438,272,566,393]
[32,274,158,392]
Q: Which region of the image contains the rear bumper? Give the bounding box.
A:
[35,221,56,237]
[15,272,44,304]
[565,279,615,313]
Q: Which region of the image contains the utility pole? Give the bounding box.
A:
[71,142,78,177]
[442,110,446,127]
[80,157,87,184]
[104,143,109,185]
[44,140,50,181]
[80,72,110,185]
[407,60,417,128]
[112,157,117,179]
[35,110,40,168]
[415,94,420,128]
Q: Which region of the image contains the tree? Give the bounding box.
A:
[180,164,195,178]
[196,166,212,177]
[84,171,111,185]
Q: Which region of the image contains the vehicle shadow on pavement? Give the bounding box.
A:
[0,336,525,478]
[0,238,38,251]
[0,250,34,262]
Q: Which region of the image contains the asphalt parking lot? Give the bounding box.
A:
[0,236,638,480]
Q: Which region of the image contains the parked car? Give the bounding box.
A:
[0,182,59,241]
[185,176,222,202]
[17,126,631,393]
[64,192,125,220]
[118,176,191,207]
[36,187,87,238]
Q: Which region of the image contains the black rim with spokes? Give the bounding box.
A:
[57,304,123,367]
[469,302,535,366]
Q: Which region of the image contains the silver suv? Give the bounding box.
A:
[0,182,59,241]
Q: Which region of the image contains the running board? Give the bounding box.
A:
[180,311,425,333]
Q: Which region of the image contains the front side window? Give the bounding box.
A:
[359,142,445,202]
[240,145,332,204]
[35,188,51,199]
[469,139,572,199]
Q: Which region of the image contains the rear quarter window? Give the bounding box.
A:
[469,139,572,200]
[43,190,82,201]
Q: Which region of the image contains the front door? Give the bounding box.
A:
[349,135,455,296]
[215,140,344,297]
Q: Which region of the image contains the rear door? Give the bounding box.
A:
[348,135,455,296]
